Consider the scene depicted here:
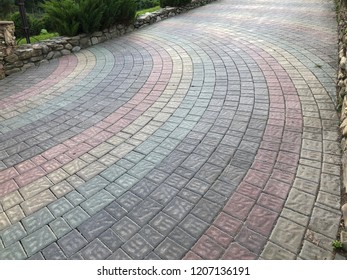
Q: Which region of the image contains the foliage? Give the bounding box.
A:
[77,0,106,34]
[0,0,15,20]
[17,31,58,45]
[41,0,137,36]
[116,0,137,24]
[160,0,191,7]
[332,240,343,250]
[10,11,45,38]
[136,0,160,10]
[40,0,80,36]
[136,5,161,16]
[100,0,121,29]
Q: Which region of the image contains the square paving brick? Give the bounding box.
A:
[20,190,56,216]
[49,217,72,239]
[168,227,196,249]
[104,201,128,220]
[0,222,27,247]
[100,165,127,182]
[80,189,115,216]
[63,206,90,228]
[192,235,225,260]
[79,239,112,260]
[155,237,187,260]
[131,178,158,198]
[21,226,57,257]
[58,229,88,257]
[261,241,296,260]
[179,214,209,238]
[163,197,193,221]
[149,212,178,235]
[112,216,141,242]
[128,198,162,226]
[221,243,257,260]
[139,225,165,247]
[149,183,178,205]
[78,210,116,241]
[42,242,67,260]
[0,190,23,211]
[0,241,27,260]
[107,249,132,260]
[65,190,86,206]
[99,228,123,251]
[48,197,74,218]
[50,181,74,198]
[22,207,55,233]
[122,233,153,259]
[76,175,109,198]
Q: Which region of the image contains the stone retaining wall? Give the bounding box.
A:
[0,0,217,79]
[0,21,16,79]
[337,0,347,250]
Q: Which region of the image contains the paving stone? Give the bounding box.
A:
[139,225,165,247]
[107,249,132,260]
[48,198,74,218]
[0,222,27,247]
[22,226,57,257]
[149,212,178,235]
[192,235,225,260]
[122,233,153,259]
[155,237,187,260]
[22,207,55,233]
[269,217,306,254]
[128,198,162,226]
[149,183,178,205]
[299,240,334,260]
[76,175,109,198]
[99,229,123,251]
[104,201,128,220]
[80,189,114,215]
[58,229,88,257]
[191,199,222,223]
[79,239,112,260]
[0,241,27,260]
[65,190,86,206]
[118,191,142,212]
[6,205,25,224]
[78,210,116,241]
[0,190,23,211]
[42,242,67,260]
[168,227,196,249]
[179,214,209,238]
[100,165,127,182]
[49,217,72,239]
[21,190,56,216]
[261,241,296,260]
[63,206,90,229]
[163,197,193,221]
[131,178,158,198]
[285,188,315,216]
[50,181,74,198]
[309,207,340,238]
[112,216,140,242]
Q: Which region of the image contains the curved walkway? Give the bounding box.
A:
[0,0,341,260]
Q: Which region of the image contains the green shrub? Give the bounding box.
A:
[136,0,160,10]
[10,11,45,38]
[77,0,106,33]
[116,0,137,24]
[100,0,121,29]
[41,0,80,36]
[0,0,15,20]
[41,0,136,36]
[160,0,191,7]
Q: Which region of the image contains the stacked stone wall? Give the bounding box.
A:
[0,0,217,79]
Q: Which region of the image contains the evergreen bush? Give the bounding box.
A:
[159,0,191,7]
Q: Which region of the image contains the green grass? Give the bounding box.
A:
[136,5,161,16]
[17,32,59,45]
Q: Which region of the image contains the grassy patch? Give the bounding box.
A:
[136,5,161,16]
[17,32,59,45]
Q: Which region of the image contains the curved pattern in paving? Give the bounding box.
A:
[0,0,341,260]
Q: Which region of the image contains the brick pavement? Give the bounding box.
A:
[0,0,341,259]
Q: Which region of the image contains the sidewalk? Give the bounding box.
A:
[0,0,341,259]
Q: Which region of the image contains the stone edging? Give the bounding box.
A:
[337,0,347,250]
[0,0,218,79]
